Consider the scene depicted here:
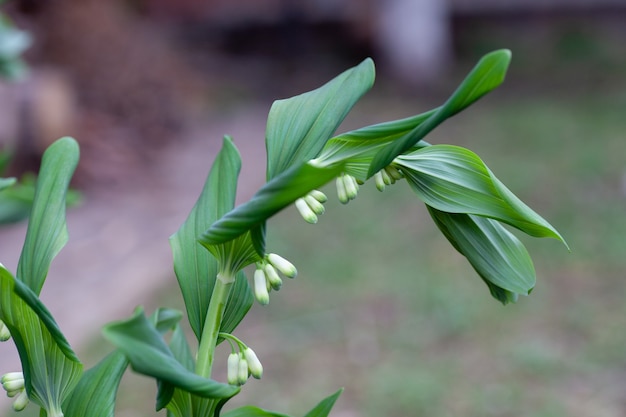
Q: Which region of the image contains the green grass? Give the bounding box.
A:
[6,87,626,416]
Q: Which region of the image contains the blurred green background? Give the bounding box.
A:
[2,2,626,416]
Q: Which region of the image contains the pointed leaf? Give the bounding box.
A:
[222,389,342,417]
[64,351,129,417]
[0,265,83,414]
[427,207,535,303]
[303,388,343,417]
[397,144,566,244]
[17,136,79,294]
[201,162,342,245]
[102,308,239,411]
[266,58,375,180]
[368,50,511,176]
[170,136,258,341]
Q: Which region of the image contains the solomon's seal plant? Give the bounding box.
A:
[0,49,567,416]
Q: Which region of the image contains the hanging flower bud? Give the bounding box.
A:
[253,268,270,305]
[264,264,282,291]
[1,372,24,392]
[12,389,29,412]
[336,175,348,204]
[385,165,404,181]
[267,253,297,278]
[227,352,240,385]
[380,168,393,185]
[374,171,386,192]
[295,198,318,224]
[244,347,263,379]
[237,353,249,385]
[0,320,10,342]
[343,174,359,200]
[308,189,328,203]
[304,195,325,215]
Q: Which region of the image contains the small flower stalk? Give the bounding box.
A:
[2,372,29,411]
[295,189,328,224]
[336,173,359,204]
[223,334,264,386]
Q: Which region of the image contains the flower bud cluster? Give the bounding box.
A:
[295,189,328,224]
[374,164,404,192]
[226,346,263,386]
[0,320,11,342]
[253,253,297,305]
[336,173,359,204]
[2,372,29,411]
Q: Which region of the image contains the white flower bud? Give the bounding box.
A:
[227,352,240,385]
[380,168,393,185]
[308,189,328,203]
[0,321,11,342]
[304,195,325,215]
[253,268,270,305]
[12,389,28,411]
[295,198,318,224]
[374,171,386,192]
[267,253,297,278]
[237,354,249,385]
[2,372,24,392]
[244,348,263,379]
[264,264,282,291]
[343,174,359,200]
[336,176,349,204]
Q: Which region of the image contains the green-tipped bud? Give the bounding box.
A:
[267,253,297,278]
[304,195,325,215]
[237,354,249,385]
[253,268,270,305]
[295,198,318,224]
[244,347,263,379]
[2,372,24,392]
[374,171,386,192]
[227,352,240,385]
[343,174,359,200]
[336,175,348,204]
[0,321,10,342]
[12,390,28,412]
[380,168,393,185]
[308,189,328,203]
[264,264,283,291]
[385,165,404,181]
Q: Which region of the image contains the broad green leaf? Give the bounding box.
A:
[0,265,83,415]
[17,136,79,295]
[427,207,535,303]
[63,351,128,417]
[368,49,511,176]
[266,58,375,180]
[201,162,342,245]
[397,144,566,244]
[222,389,342,417]
[102,308,240,411]
[170,136,258,342]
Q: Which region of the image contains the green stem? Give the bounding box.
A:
[196,271,235,378]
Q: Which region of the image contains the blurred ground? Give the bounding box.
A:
[1,2,626,416]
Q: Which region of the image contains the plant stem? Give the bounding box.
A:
[195,271,235,378]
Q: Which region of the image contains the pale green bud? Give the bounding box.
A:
[237,354,249,385]
[0,320,11,342]
[380,168,393,185]
[227,352,240,385]
[12,389,28,411]
[295,198,318,224]
[264,264,282,291]
[253,268,270,305]
[374,171,386,192]
[385,165,404,181]
[244,347,263,379]
[267,253,297,278]
[336,175,349,204]
[2,372,24,392]
[308,189,328,203]
[343,174,359,200]
[304,195,325,215]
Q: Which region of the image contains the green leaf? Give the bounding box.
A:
[102,308,240,411]
[221,389,343,417]
[427,207,535,304]
[397,144,566,244]
[17,136,79,295]
[201,162,342,246]
[368,49,511,177]
[266,58,375,180]
[0,265,83,415]
[170,136,258,342]
[63,351,129,417]
[303,388,343,417]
